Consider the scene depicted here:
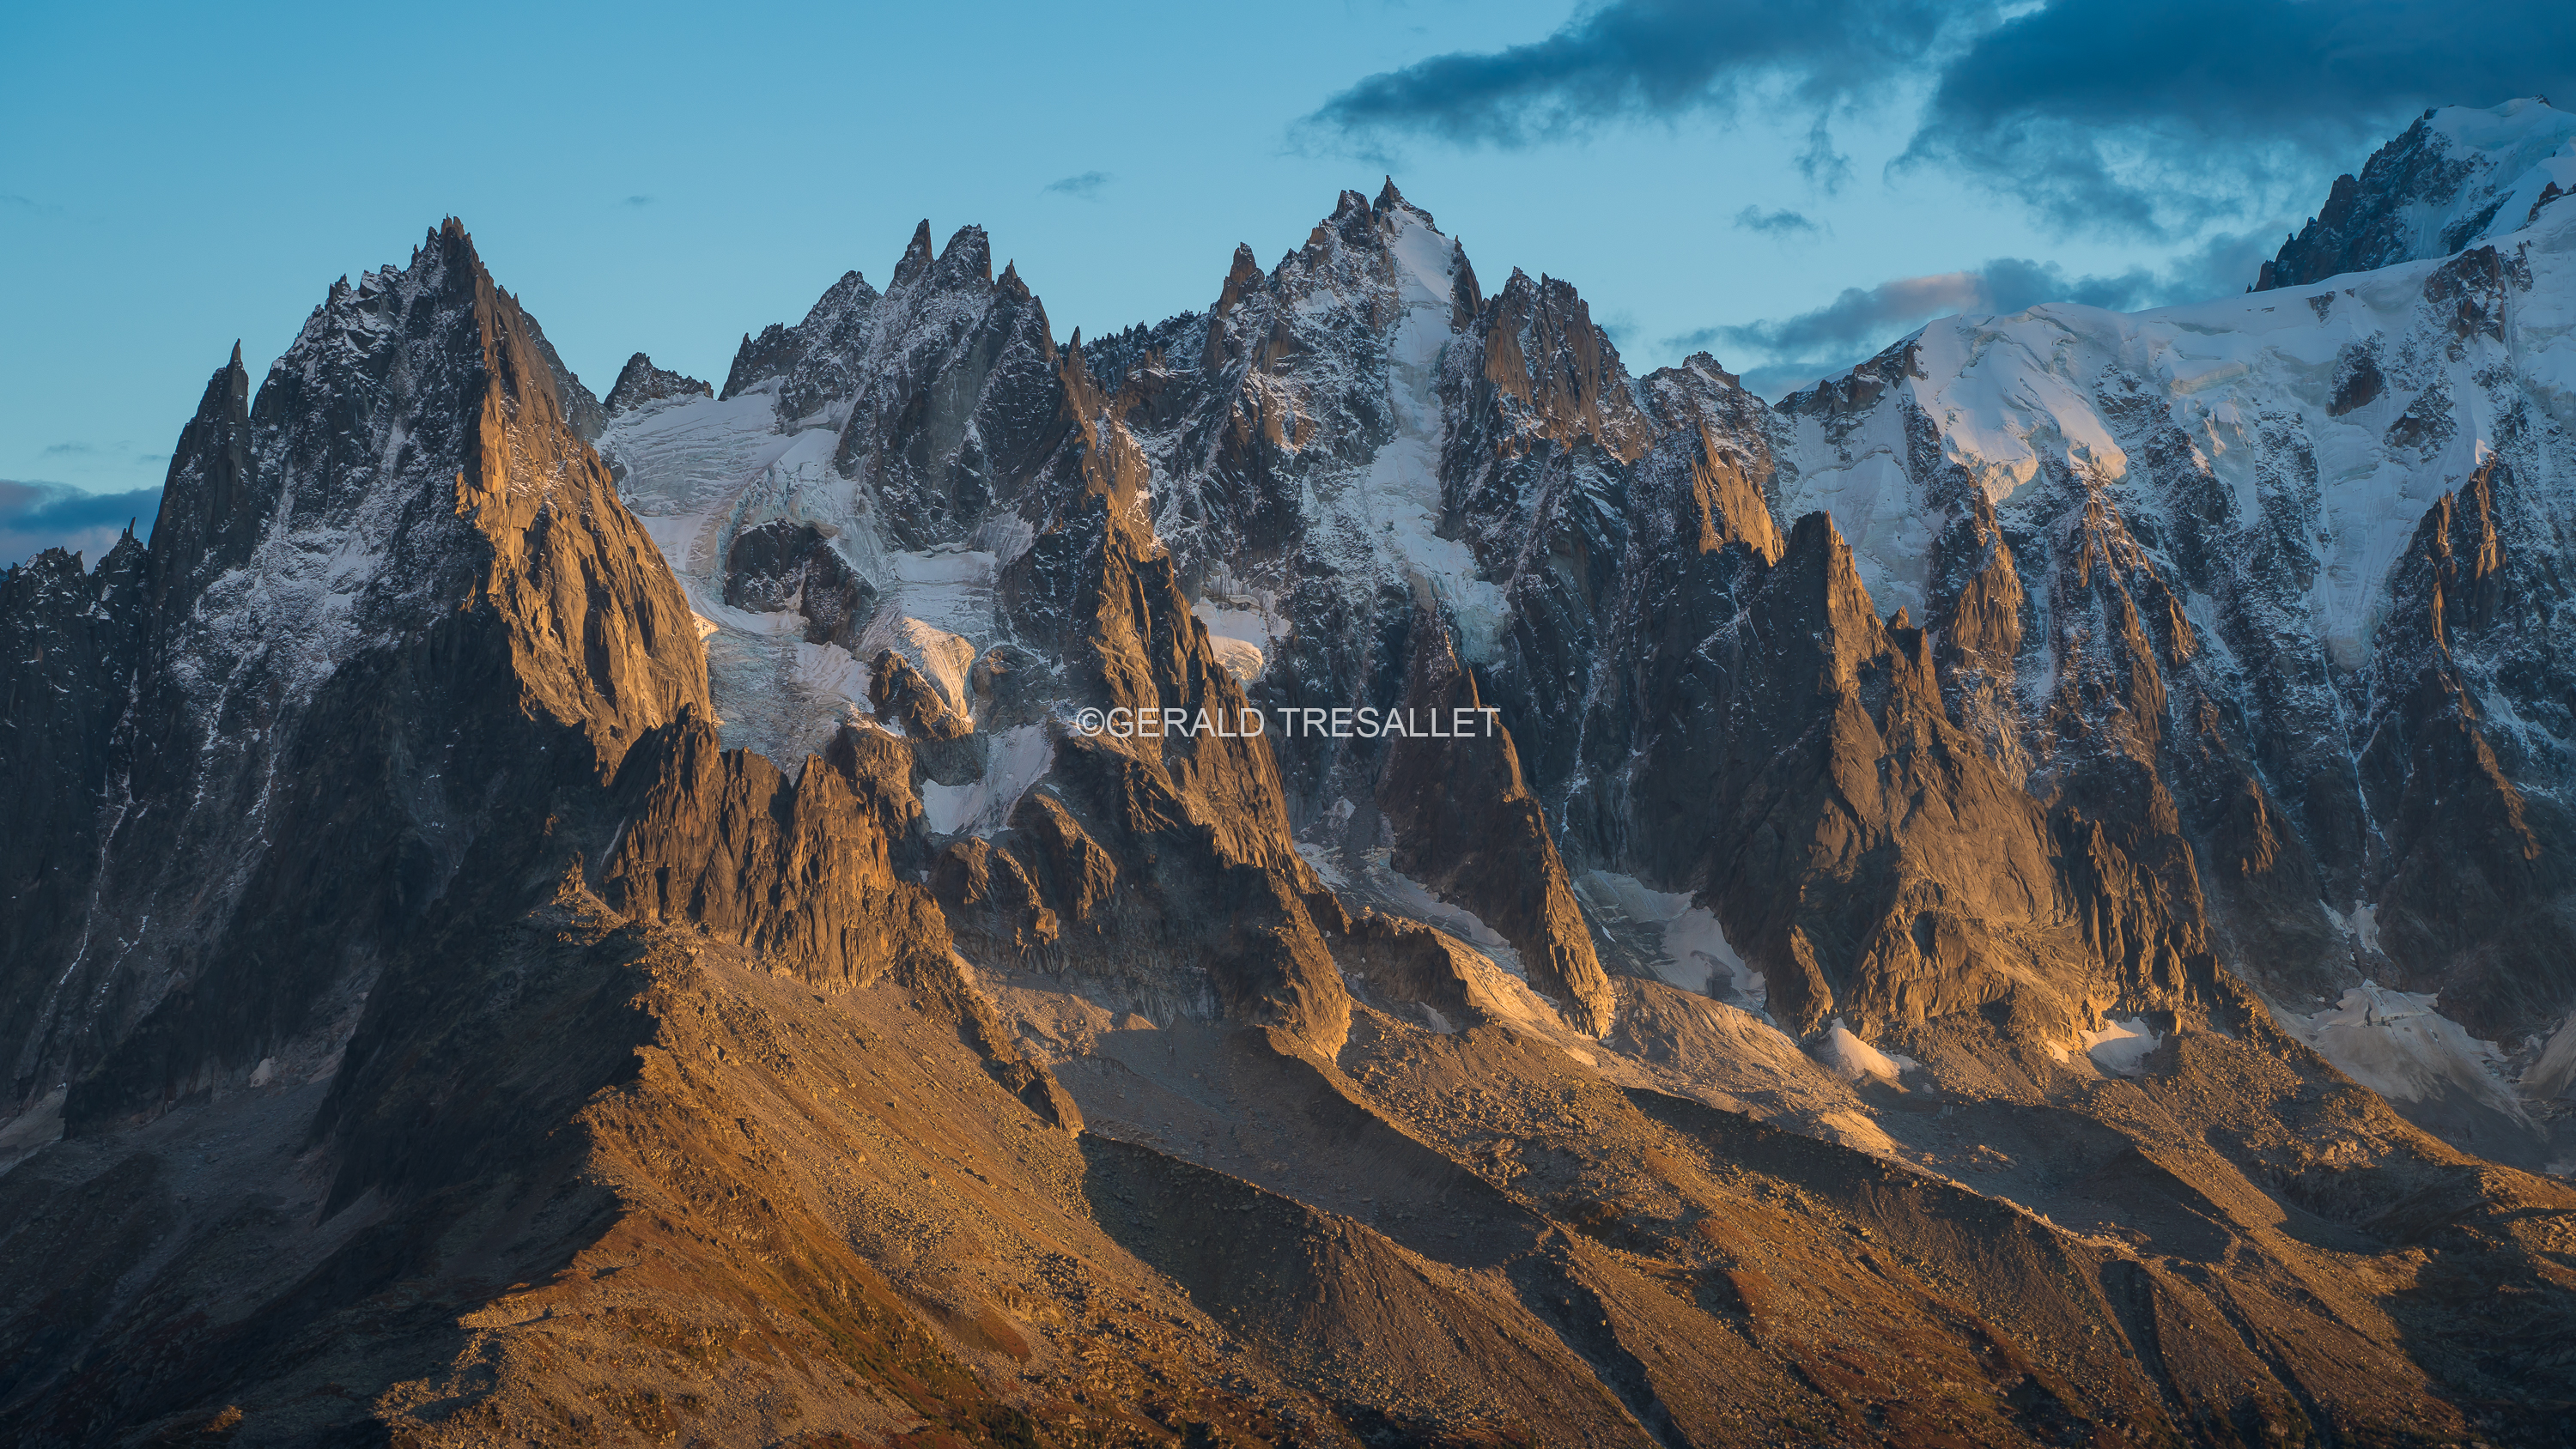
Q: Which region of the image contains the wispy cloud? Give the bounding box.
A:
[1684,260,2142,361]
[622,195,655,207]
[1733,206,1822,238]
[40,441,95,458]
[1043,171,1113,200]
[0,480,158,569]
[1671,229,2277,398]
[1793,117,1851,193]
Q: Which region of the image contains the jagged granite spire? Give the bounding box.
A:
[604,351,714,413]
[892,217,935,287]
[1,215,709,1125]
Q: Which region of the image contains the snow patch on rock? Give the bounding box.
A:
[1368,852,1525,978]
[1278,203,1512,663]
[2279,984,2526,1122]
[2080,1018,2163,1076]
[1816,1019,1916,1087]
[865,615,979,716]
[1575,870,1764,1008]
[918,724,1052,838]
[1190,597,1281,683]
[2525,1014,2576,1101]
[2323,899,2385,955]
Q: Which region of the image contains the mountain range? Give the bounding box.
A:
[4,99,2576,1446]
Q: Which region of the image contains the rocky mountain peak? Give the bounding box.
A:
[1305,188,1379,262]
[0,216,706,1125]
[1639,355,1783,563]
[2258,97,2576,289]
[823,222,1064,546]
[892,217,937,287]
[929,223,994,289]
[808,266,878,317]
[720,267,880,411]
[142,343,256,616]
[604,351,714,413]
[1371,174,1431,230]
[1454,266,1653,464]
[1212,241,1262,314]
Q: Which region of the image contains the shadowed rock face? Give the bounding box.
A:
[1581,503,2219,1047]
[1,220,708,1127]
[2359,458,2576,1033]
[1379,605,1613,1034]
[5,124,2576,1444]
[0,531,147,1003]
[721,518,876,649]
[969,349,1355,1050]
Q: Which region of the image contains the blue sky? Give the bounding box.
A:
[5,0,2569,565]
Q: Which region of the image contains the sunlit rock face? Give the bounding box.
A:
[4,106,2576,1446]
[1772,100,2576,1123]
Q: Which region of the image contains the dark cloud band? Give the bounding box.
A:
[1306,0,1977,147]
[1912,0,2576,236]
[1,480,159,570]
[1309,0,2576,238]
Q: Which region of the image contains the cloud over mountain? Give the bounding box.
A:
[1,479,157,568]
[1309,0,2576,238]
[1686,228,2276,398]
[1306,0,1974,149]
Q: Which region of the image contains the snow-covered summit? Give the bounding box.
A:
[1782,169,2576,658]
[2258,97,2576,290]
